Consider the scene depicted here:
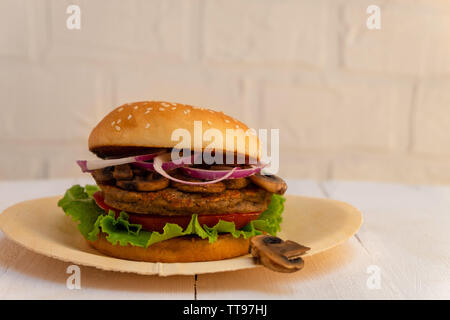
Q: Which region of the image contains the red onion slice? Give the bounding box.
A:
[153,154,237,185]
[133,153,198,172]
[76,151,163,173]
[180,165,263,180]
[132,161,155,171]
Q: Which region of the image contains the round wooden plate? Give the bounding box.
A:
[0,195,362,276]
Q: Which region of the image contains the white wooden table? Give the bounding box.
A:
[0,178,449,299]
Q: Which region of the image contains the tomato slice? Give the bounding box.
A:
[126,211,261,233]
[93,191,121,214]
[93,191,261,233]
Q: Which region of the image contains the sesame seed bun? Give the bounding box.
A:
[88,101,260,160]
[88,233,251,263]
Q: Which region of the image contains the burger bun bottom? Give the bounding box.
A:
[88,233,251,263]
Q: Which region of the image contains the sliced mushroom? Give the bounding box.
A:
[130,165,150,177]
[249,173,287,195]
[92,166,114,183]
[223,178,250,190]
[170,180,226,193]
[169,171,226,193]
[113,164,134,180]
[249,235,310,273]
[195,165,250,190]
[116,175,169,192]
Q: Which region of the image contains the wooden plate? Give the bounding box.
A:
[0,195,362,276]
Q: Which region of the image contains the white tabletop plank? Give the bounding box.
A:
[196,236,402,300]
[195,180,398,300]
[0,178,195,299]
[321,181,450,299]
[1,179,448,299]
[0,237,195,299]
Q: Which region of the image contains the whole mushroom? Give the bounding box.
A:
[249,235,310,273]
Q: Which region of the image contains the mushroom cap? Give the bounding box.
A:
[249,235,310,273]
[249,173,288,195]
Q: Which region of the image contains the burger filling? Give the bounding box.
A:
[58,153,287,249]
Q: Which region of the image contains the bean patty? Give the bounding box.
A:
[99,184,272,216]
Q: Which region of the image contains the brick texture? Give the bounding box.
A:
[412,79,450,156]
[330,153,450,185]
[0,144,46,180]
[342,1,450,75]
[0,0,450,185]
[0,0,29,58]
[258,75,412,152]
[113,66,245,122]
[203,0,331,67]
[48,0,189,62]
[0,63,110,142]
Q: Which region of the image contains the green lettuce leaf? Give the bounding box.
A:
[57,184,104,241]
[99,211,150,247]
[251,193,285,236]
[85,184,101,197]
[58,184,285,248]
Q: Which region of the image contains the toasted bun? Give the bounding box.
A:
[88,101,260,160]
[88,233,251,263]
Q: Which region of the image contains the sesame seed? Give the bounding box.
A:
[209,110,214,113]
[128,114,132,120]
[118,107,124,112]
[117,119,121,124]
[159,107,165,111]
[225,119,230,123]
[145,123,150,129]
[115,126,121,131]
[111,121,115,126]
[172,107,176,110]
[134,106,138,110]
[207,120,212,125]
[235,125,239,128]
[161,103,170,107]
[145,110,150,114]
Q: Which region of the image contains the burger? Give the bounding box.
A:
[58,101,287,263]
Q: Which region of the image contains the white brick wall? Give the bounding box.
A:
[113,66,243,119]
[203,0,331,67]
[342,0,450,76]
[0,0,29,58]
[0,63,110,142]
[412,79,450,156]
[48,0,190,62]
[258,75,412,152]
[1,0,450,185]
